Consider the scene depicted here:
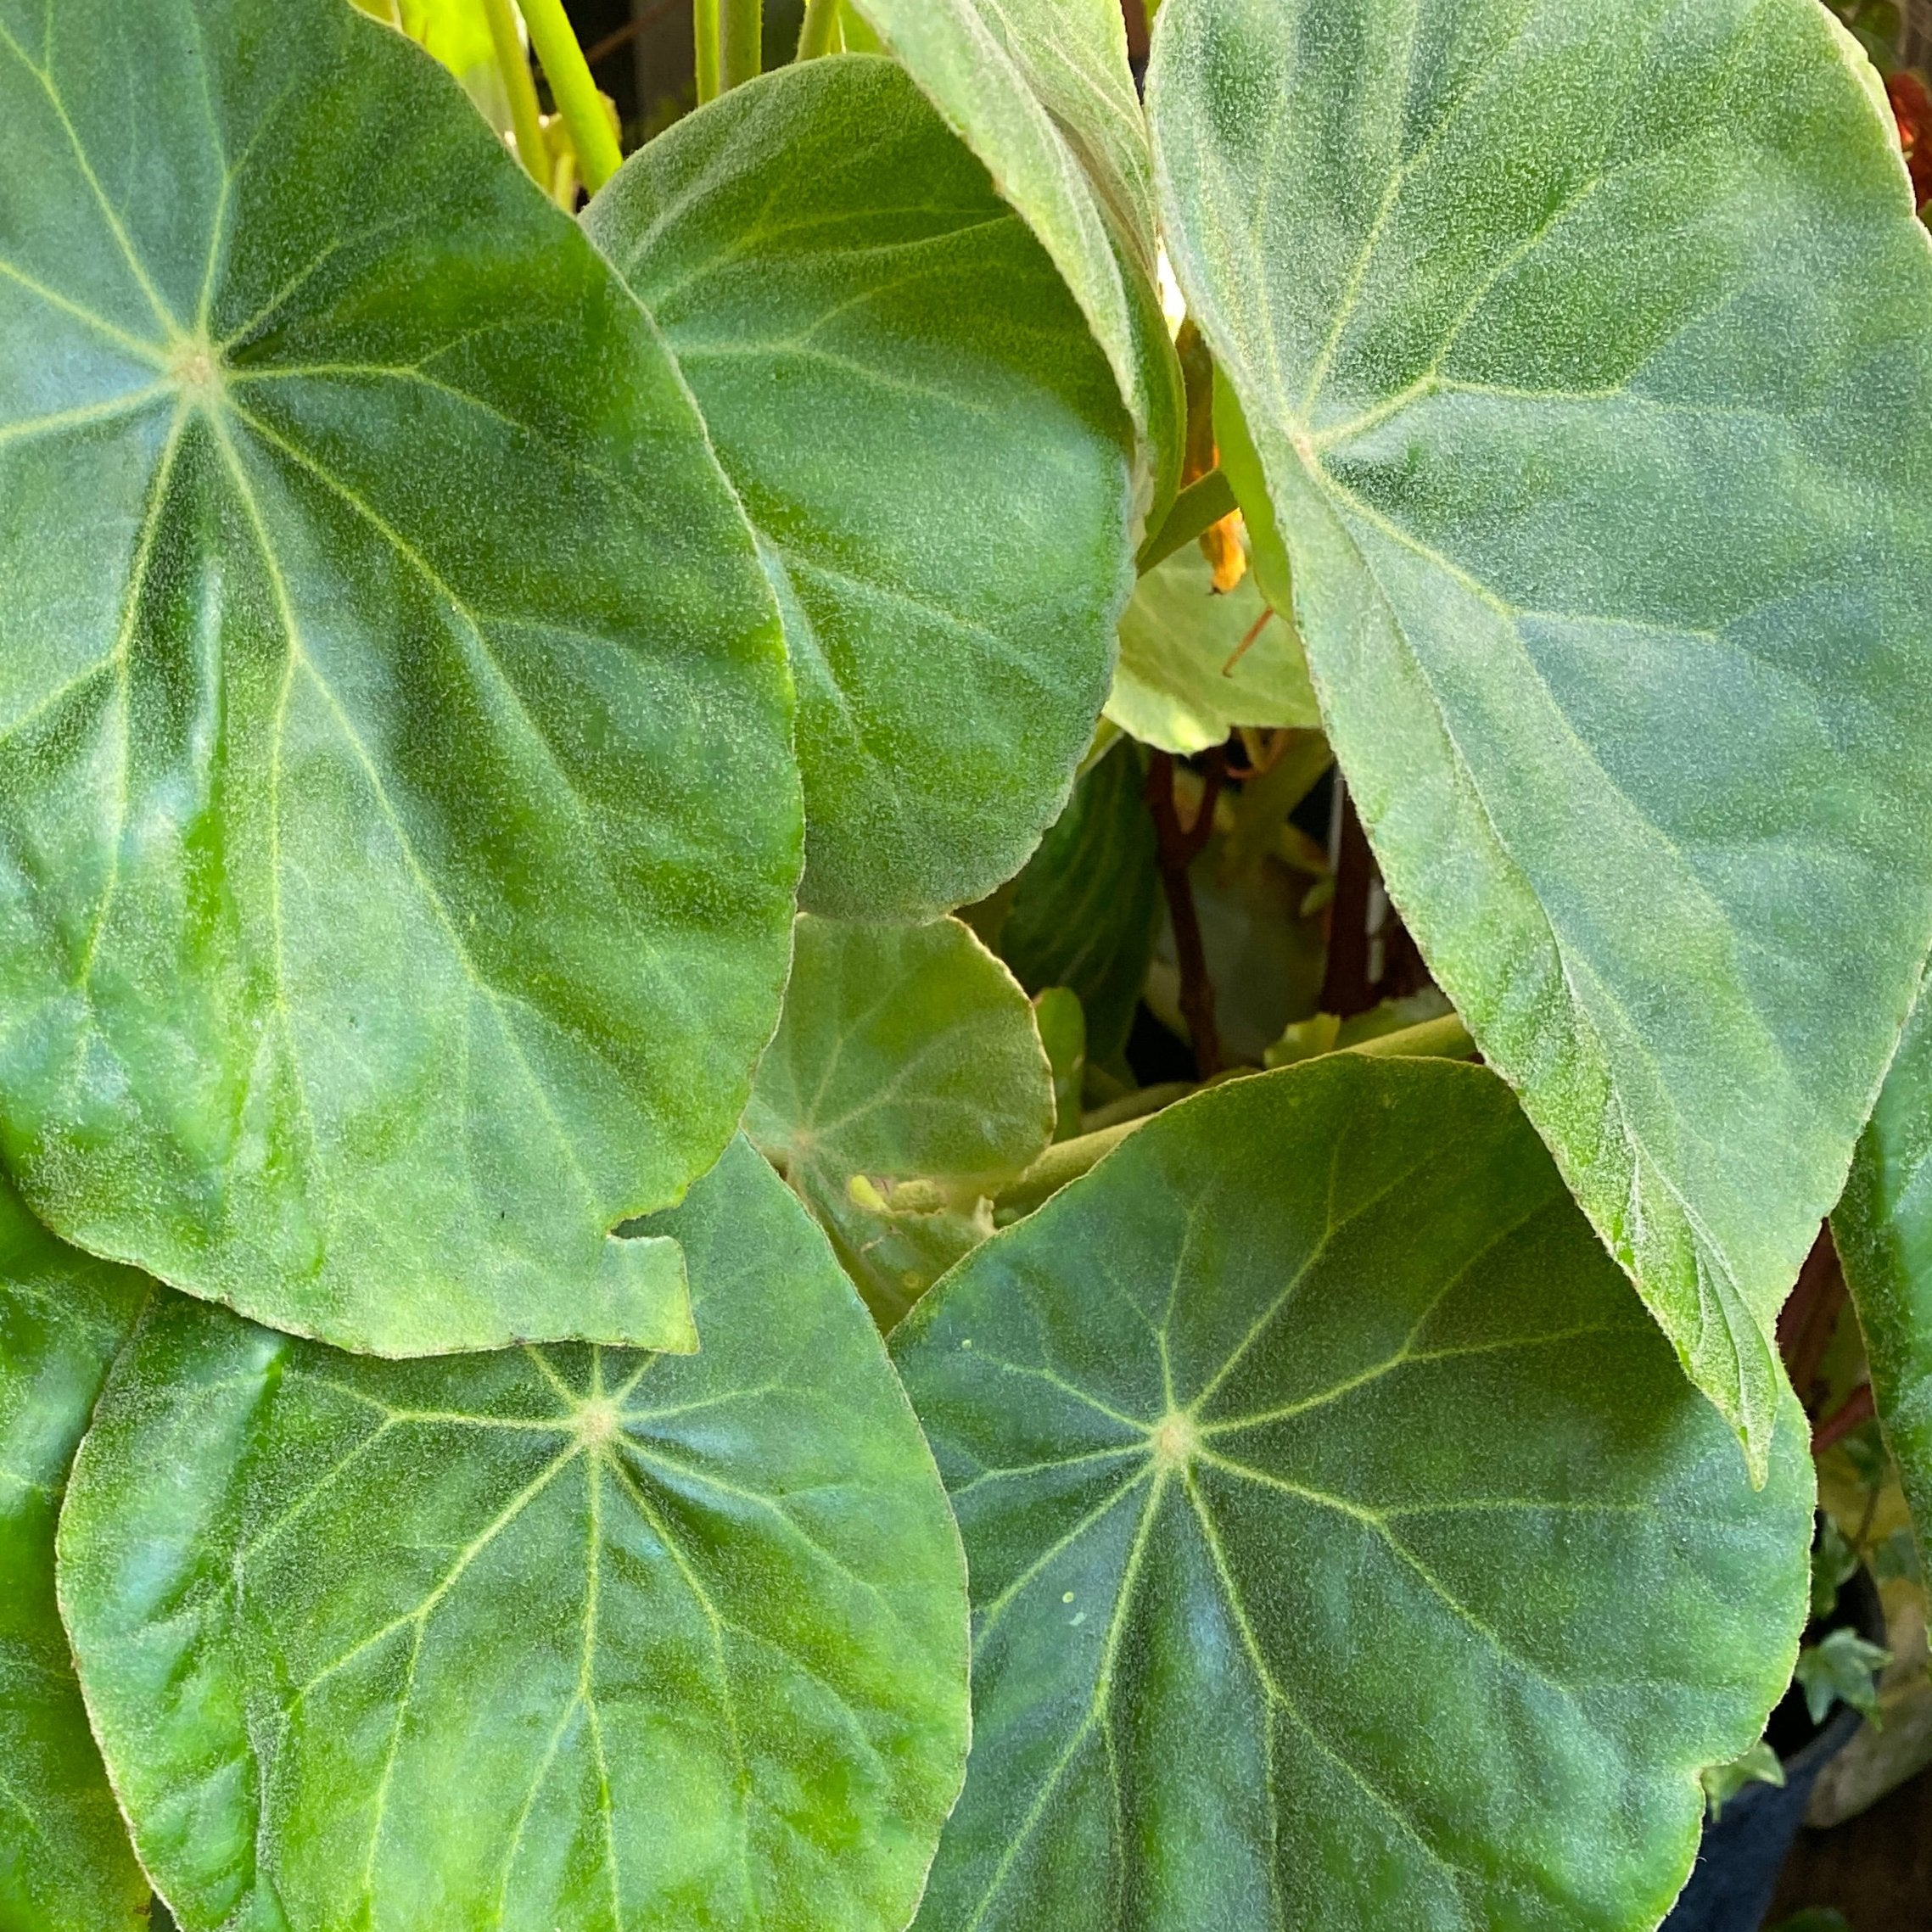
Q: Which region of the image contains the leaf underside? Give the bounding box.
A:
[0,0,804,1353]
[0,1177,151,1932]
[58,1137,970,1932]
[1150,0,1932,1471]
[893,1056,1813,1932]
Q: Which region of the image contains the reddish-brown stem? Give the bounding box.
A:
[1813,1381,1877,1455]
[1146,749,1226,1078]
[1120,0,1151,64]
[1320,784,1378,1019]
[1778,1224,1849,1413]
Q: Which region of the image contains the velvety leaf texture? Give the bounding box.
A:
[0,0,804,1354]
[0,1179,151,1932]
[57,1138,970,1932]
[1149,0,1932,1472]
[848,0,1184,525]
[998,739,1161,1069]
[1834,961,1932,1576]
[587,56,1134,919]
[893,1057,1813,1932]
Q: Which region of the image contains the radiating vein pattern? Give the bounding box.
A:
[1149,0,1932,1469]
[893,1057,1812,1932]
[58,1139,970,1932]
[0,0,802,1353]
[586,54,1133,919]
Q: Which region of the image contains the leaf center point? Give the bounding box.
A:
[1148,1410,1199,1470]
[574,1397,621,1448]
[167,335,225,405]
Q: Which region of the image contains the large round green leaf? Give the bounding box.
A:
[1148,0,1932,1473]
[1834,960,1932,1579]
[893,1057,1812,1931]
[747,913,1052,1323]
[848,0,1184,526]
[0,1179,151,1932]
[57,1137,969,1932]
[587,56,1133,919]
[0,0,801,1354]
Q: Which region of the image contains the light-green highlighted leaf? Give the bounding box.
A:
[849,0,1184,525]
[999,738,1160,1069]
[0,1178,151,1932]
[58,1137,969,1932]
[587,57,1132,921]
[1109,540,1319,755]
[0,0,801,1354]
[747,914,1053,1324]
[1834,961,1932,1581]
[1150,0,1932,1469]
[893,1056,1813,1932]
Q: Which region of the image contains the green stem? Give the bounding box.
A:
[694,0,720,101]
[720,0,761,89]
[481,0,549,185]
[796,0,841,59]
[513,0,623,193]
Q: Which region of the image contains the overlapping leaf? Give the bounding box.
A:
[587,56,1133,918]
[0,0,804,1353]
[1150,0,1932,1469]
[0,1179,151,1932]
[849,0,1184,524]
[1834,960,1932,1576]
[893,1056,1813,1931]
[998,739,1160,1069]
[1109,541,1319,755]
[747,914,1053,1323]
[58,1137,969,1932]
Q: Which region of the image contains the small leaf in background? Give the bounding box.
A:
[1700,1740,1786,1821]
[0,0,804,1356]
[587,55,1134,921]
[1151,0,1932,1470]
[0,1182,152,1932]
[1834,963,1932,1580]
[893,1056,1812,1932]
[1033,989,1087,1143]
[848,0,1184,524]
[999,738,1162,1070]
[58,1140,970,1932]
[1109,541,1320,756]
[746,914,1054,1324]
[1813,1515,1860,1620]
[1795,1629,1894,1727]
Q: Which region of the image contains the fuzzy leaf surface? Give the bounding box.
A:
[0,0,808,1353]
[893,1057,1813,1931]
[57,1138,969,1932]
[588,56,1133,918]
[1151,0,1932,1468]
[0,1179,150,1932]
[848,0,1184,523]
[1834,961,1932,1578]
